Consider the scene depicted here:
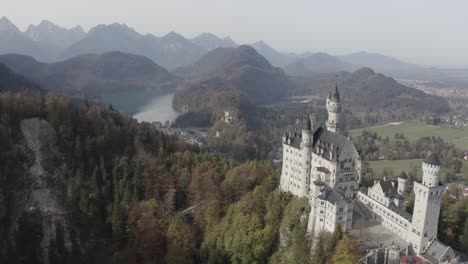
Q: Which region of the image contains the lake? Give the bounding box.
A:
[133,93,179,123]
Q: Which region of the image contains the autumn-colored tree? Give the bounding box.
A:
[331,234,360,264]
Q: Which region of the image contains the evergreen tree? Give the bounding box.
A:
[330,224,343,253]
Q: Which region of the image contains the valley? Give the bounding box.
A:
[0,11,468,264]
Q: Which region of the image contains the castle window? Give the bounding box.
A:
[424,232,428,237]
[339,217,343,221]
[339,207,343,212]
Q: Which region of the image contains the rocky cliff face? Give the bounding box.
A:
[1,118,73,263]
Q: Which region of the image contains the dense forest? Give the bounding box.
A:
[0,91,364,263]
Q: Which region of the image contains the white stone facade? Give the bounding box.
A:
[357,154,454,261]
[279,84,456,263]
[280,84,360,235]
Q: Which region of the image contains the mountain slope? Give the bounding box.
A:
[338,52,468,84]
[339,52,412,69]
[284,53,356,76]
[191,33,237,51]
[0,17,52,62]
[250,41,292,67]
[173,45,291,107]
[291,67,449,114]
[0,51,176,92]
[61,24,207,69]
[0,62,42,94]
[0,52,178,112]
[173,44,273,79]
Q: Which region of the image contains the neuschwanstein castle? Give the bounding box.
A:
[280,84,458,263]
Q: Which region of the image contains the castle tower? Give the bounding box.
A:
[300,114,313,196]
[397,171,408,197]
[326,82,343,134]
[408,153,446,254]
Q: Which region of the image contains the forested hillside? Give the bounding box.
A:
[291,68,450,116]
[0,91,329,264]
[0,63,42,94]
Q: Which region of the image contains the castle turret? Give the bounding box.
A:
[300,114,313,196]
[422,153,442,187]
[397,171,408,197]
[408,153,446,254]
[326,82,343,134]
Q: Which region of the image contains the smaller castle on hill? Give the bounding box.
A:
[221,109,236,124]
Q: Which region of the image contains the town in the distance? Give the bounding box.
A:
[1,5,468,264]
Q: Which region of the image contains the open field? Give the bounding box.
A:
[366,159,468,179]
[350,121,468,150]
[366,159,423,178]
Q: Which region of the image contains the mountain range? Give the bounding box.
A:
[1,16,467,84]
[284,52,356,76]
[191,32,237,51]
[62,25,208,69]
[25,20,86,50]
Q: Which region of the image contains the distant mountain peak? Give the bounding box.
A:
[191,32,237,51]
[0,16,20,32]
[25,20,86,48]
[223,36,235,42]
[38,19,58,28]
[70,25,85,34]
[196,32,217,38]
[353,67,375,76]
[311,52,335,58]
[164,31,185,40]
[89,23,135,34]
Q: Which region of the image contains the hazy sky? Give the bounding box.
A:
[2,0,468,68]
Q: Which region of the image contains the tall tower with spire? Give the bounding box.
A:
[326,82,343,134]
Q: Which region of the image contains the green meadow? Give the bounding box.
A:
[366,159,468,179]
[350,121,468,150]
